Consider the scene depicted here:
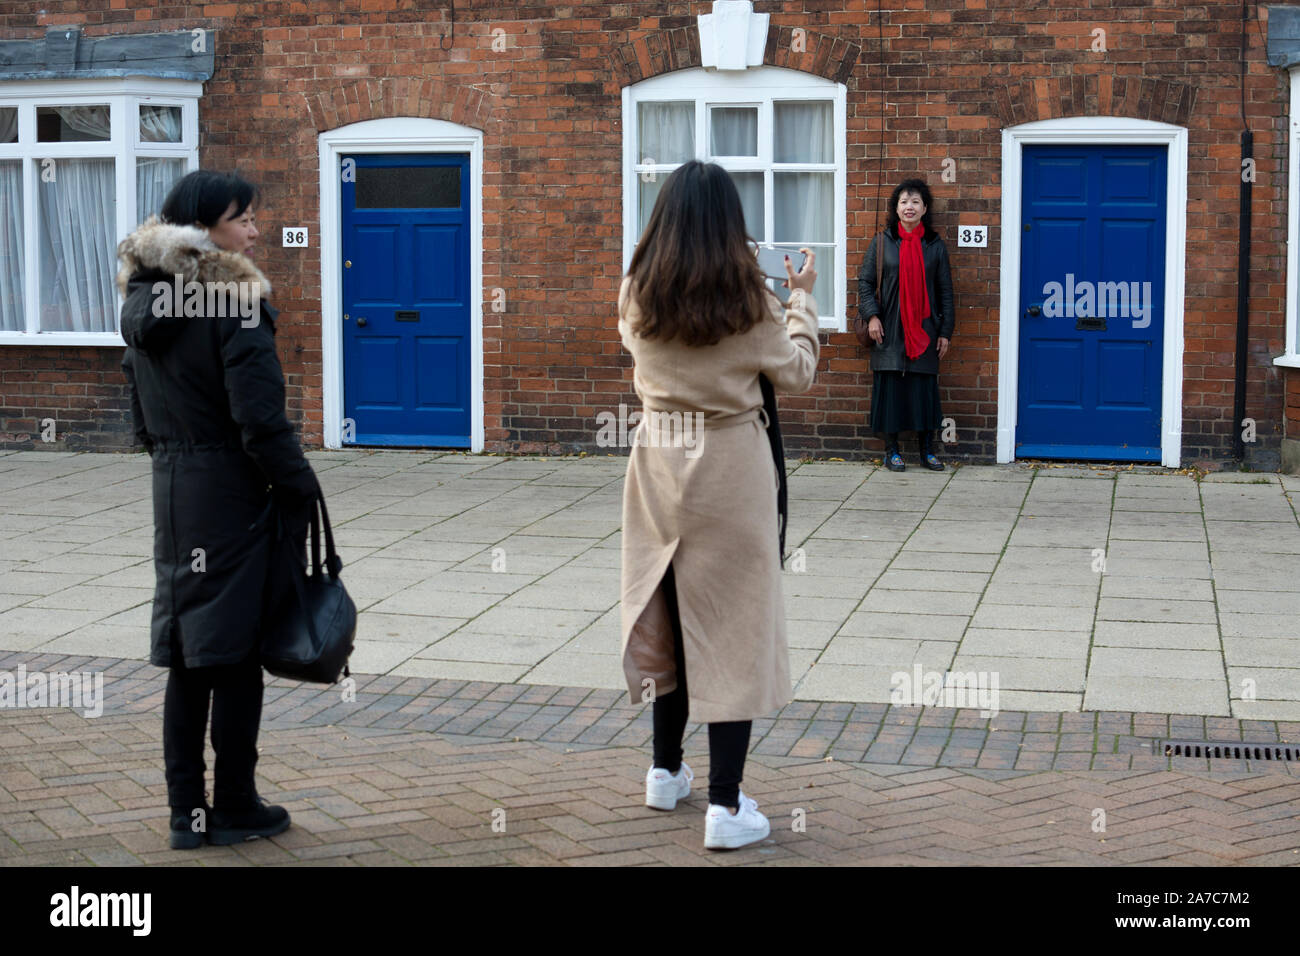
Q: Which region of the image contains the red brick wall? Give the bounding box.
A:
[0,348,130,450]
[0,0,1290,464]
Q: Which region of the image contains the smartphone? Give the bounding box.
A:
[754,245,807,282]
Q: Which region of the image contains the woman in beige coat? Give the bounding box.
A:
[618,160,820,850]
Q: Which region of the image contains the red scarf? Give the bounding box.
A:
[897,222,931,359]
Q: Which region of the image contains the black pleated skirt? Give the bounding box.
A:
[870,371,943,435]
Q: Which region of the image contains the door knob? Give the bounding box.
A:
[356,317,368,327]
[344,260,352,269]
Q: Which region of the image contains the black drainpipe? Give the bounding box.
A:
[1232,0,1251,463]
[1234,128,1252,463]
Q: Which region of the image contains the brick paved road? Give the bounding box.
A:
[2,651,1299,866]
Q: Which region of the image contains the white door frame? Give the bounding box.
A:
[997,117,1188,467]
[318,117,484,451]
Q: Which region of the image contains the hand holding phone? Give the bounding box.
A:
[754,245,806,281]
[783,247,816,295]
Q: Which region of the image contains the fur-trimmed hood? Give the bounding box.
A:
[116,215,272,299]
[117,216,275,352]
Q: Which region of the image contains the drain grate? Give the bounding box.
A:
[1160,739,1300,762]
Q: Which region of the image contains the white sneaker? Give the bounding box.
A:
[704,790,770,850]
[645,762,693,810]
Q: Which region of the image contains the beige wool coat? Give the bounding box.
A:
[618,275,821,724]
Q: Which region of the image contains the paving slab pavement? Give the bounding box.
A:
[2,450,1300,718]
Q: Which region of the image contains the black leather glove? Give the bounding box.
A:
[272,480,319,535]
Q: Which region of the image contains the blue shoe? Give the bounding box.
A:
[922,452,945,472]
[886,451,906,473]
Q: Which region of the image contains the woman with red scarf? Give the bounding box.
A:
[855,179,955,471]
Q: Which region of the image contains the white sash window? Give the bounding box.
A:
[623,67,847,328]
[0,79,200,344]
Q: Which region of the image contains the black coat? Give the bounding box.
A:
[117,219,319,668]
[856,226,956,375]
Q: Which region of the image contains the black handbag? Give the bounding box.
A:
[261,491,356,684]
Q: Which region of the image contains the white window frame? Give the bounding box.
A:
[0,77,201,346]
[622,67,848,329]
[1279,66,1300,369]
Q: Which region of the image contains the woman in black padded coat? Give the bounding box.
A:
[119,171,319,849]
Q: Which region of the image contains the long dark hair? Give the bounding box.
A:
[625,160,769,347]
[160,170,259,227]
[884,178,937,237]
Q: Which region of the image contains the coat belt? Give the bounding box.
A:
[639,406,767,431]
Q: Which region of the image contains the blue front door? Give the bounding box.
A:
[1017,145,1166,461]
[341,153,472,447]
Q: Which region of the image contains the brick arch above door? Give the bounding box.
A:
[609,25,861,88]
[301,77,501,135]
[990,75,1197,128]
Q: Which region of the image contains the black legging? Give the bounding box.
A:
[163,648,264,810]
[651,563,751,810]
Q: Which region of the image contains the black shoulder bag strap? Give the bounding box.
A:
[279,491,351,680]
[759,372,788,569]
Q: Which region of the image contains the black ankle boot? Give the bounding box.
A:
[209,798,291,846]
[169,804,209,850]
